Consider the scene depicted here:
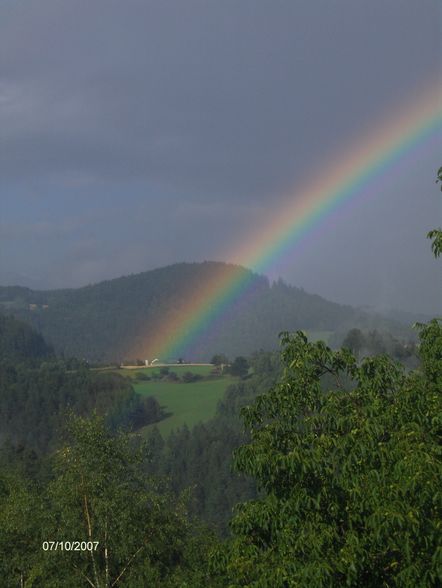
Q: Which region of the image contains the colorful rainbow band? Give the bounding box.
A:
[135,83,442,360]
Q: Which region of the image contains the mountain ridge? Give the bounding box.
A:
[0,261,414,361]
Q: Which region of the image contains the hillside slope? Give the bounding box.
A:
[0,313,53,363]
[0,316,166,454]
[0,262,411,361]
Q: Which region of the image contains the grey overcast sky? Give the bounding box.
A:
[1,0,441,314]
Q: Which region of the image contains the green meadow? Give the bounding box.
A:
[106,365,234,436]
[133,373,234,436]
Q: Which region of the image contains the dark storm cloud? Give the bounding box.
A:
[1,0,439,197]
[0,1,441,313]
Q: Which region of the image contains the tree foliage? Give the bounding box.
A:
[342,327,417,365]
[211,354,229,367]
[0,360,164,455]
[1,416,218,587]
[0,314,53,364]
[0,471,44,586]
[0,316,166,455]
[229,357,250,378]
[427,166,442,258]
[218,326,441,586]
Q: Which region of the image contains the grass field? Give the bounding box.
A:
[133,375,234,436]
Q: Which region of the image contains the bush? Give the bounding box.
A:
[182,371,202,383]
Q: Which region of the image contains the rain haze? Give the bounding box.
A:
[1,0,441,314]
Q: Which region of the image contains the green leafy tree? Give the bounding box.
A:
[211,354,229,367]
[427,166,442,257]
[342,328,365,358]
[0,471,45,587]
[229,357,250,378]
[40,415,210,587]
[182,371,201,383]
[218,329,441,586]
[167,370,179,381]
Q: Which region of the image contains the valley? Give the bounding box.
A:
[110,364,237,435]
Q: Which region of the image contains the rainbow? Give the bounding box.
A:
[138,84,442,360]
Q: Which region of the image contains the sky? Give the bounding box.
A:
[1,0,441,314]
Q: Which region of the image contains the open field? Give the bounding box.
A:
[134,375,234,436]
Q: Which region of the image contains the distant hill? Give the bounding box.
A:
[0,262,413,362]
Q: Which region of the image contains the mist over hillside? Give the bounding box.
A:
[0,261,414,362]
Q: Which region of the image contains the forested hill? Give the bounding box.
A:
[0,317,166,455]
[0,313,53,363]
[0,261,411,361]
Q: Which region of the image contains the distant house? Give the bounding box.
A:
[29,304,38,311]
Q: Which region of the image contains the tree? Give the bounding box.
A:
[0,470,44,587]
[342,327,364,358]
[40,415,209,587]
[218,329,441,586]
[427,166,442,257]
[182,371,201,383]
[211,354,229,367]
[167,370,179,381]
[229,356,249,378]
[211,354,229,375]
